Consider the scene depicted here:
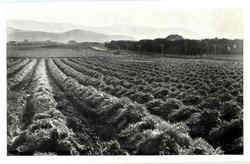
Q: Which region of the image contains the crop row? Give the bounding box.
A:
[47,58,221,155]
[8,59,38,90]
[61,57,243,154]
[7,55,243,154]
[7,58,23,68]
[61,58,154,103]
[7,58,32,77]
[72,56,243,108]
[9,59,85,155]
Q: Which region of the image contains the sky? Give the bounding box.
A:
[4,2,244,39]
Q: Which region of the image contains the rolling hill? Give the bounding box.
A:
[7,27,134,43]
[8,20,198,40]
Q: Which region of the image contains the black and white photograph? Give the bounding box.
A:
[3,1,244,158]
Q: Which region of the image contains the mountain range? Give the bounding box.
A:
[7,20,201,42]
[7,27,134,43]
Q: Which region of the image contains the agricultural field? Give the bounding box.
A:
[7,48,243,155]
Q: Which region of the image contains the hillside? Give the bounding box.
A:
[7,20,198,40]
[7,27,134,43]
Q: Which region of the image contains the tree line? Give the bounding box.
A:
[105,38,243,55]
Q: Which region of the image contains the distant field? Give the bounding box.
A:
[118,50,243,62]
[7,47,88,58]
[163,54,243,62]
[7,47,243,63]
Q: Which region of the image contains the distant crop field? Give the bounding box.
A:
[7,47,88,58]
[7,48,243,155]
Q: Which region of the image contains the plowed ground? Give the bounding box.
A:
[7,50,243,155]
